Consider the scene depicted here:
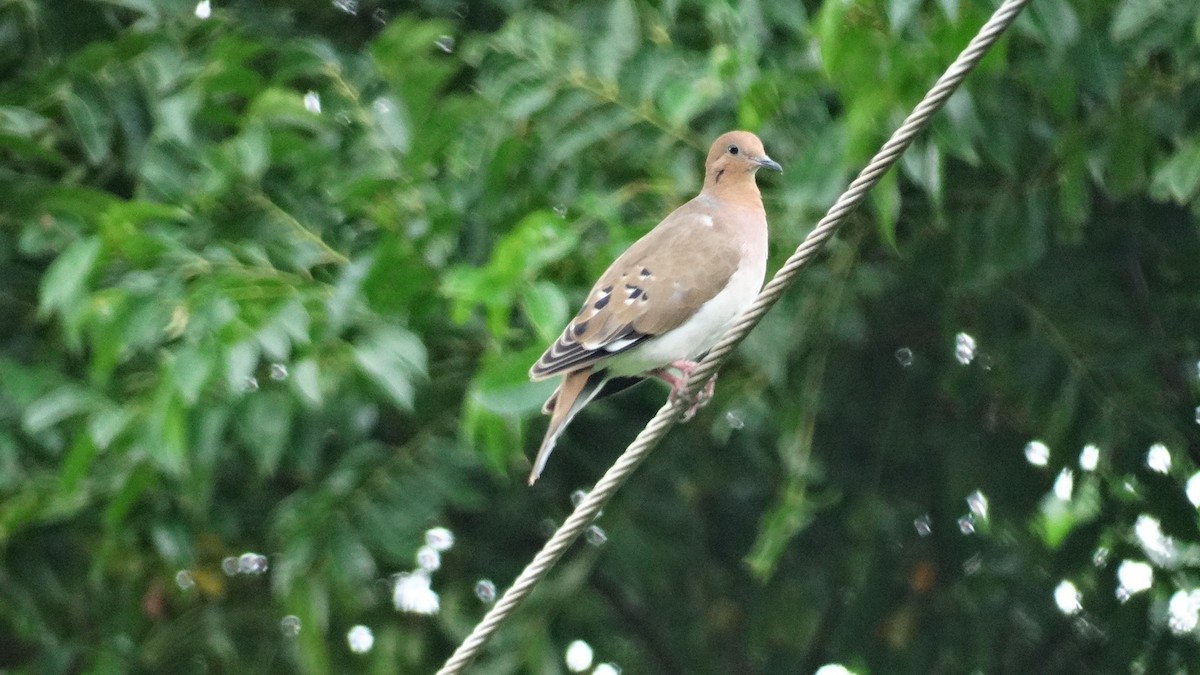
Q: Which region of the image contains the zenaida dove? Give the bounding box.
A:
[527,130,780,484]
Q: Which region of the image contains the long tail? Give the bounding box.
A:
[528,367,605,485]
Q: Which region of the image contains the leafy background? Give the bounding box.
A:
[1,0,1199,672]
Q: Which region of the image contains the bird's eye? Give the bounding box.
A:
[728,144,740,155]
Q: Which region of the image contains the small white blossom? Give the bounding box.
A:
[1079,444,1100,471]
[347,625,374,653]
[1168,590,1200,635]
[1024,440,1050,467]
[565,640,593,672]
[1146,443,1171,474]
[393,571,439,615]
[425,527,455,551]
[1053,580,1082,615]
[1116,560,1153,600]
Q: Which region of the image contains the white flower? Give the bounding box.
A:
[425,526,455,551]
[393,571,439,615]
[1146,443,1171,474]
[814,665,855,675]
[1133,514,1178,566]
[1078,444,1100,471]
[1024,440,1050,467]
[1186,472,1200,508]
[416,545,441,572]
[565,640,593,672]
[1053,469,1074,501]
[954,332,976,365]
[347,625,374,653]
[303,91,321,114]
[966,490,989,519]
[1116,560,1153,599]
[1053,580,1082,615]
[1168,589,1200,635]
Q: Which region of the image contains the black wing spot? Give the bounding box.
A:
[572,321,588,336]
[640,268,651,278]
[628,287,642,299]
[594,295,610,310]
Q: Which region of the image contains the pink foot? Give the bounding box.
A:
[651,360,717,421]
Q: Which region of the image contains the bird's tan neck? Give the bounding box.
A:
[701,175,764,207]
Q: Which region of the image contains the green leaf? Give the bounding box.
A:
[102,461,156,542]
[247,88,326,133]
[1057,131,1090,238]
[62,89,112,165]
[87,406,135,450]
[933,92,981,165]
[102,200,190,228]
[471,346,557,417]
[521,282,569,343]
[173,347,214,404]
[97,0,158,15]
[371,96,409,152]
[1150,139,1200,205]
[1025,0,1080,50]
[274,299,312,345]
[746,478,820,579]
[22,385,95,434]
[1111,0,1171,41]
[291,358,322,406]
[146,386,187,477]
[226,123,270,180]
[0,106,65,164]
[900,139,942,205]
[870,169,901,250]
[463,397,524,475]
[256,320,291,361]
[1036,479,1101,549]
[354,326,428,410]
[225,340,260,393]
[443,210,580,336]
[38,236,102,319]
[0,105,51,135]
[155,93,199,144]
[888,0,922,31]
[595,0,639,81]
[0,433,25,492]
[1098,111,1150,196]
[60,433,99,492]
[238,391,294,475]
[659,77,715,128]
[327,257,371,335]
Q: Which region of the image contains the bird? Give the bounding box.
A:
[525,130,781,485]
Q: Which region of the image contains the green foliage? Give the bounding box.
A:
[1,0,1199,673]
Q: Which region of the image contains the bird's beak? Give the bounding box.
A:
[756,155,783,173]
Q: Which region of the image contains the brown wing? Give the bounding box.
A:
[529,200,740,380]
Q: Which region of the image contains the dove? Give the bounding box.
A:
[527,130,780,484]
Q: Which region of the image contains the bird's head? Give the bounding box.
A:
[703,130,782,191]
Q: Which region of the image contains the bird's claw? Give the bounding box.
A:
[672,377,716,421]
[659,360,717,422]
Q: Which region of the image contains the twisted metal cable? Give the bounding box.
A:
[438,0,1031,671]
